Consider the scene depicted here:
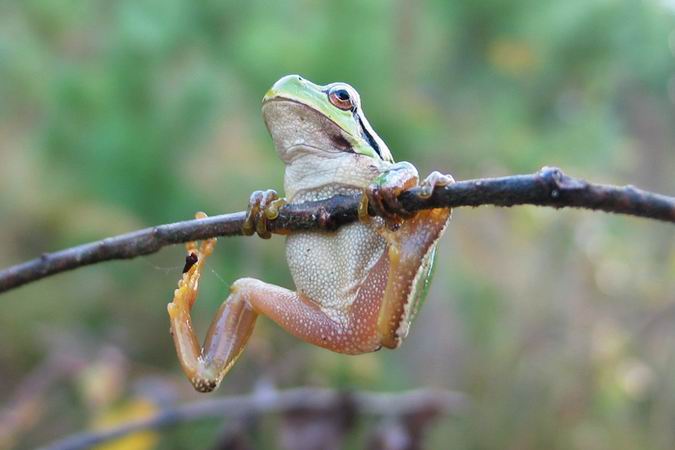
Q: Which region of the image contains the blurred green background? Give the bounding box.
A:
[1,0,675,448]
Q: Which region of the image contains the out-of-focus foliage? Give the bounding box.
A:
[1,0,675,448]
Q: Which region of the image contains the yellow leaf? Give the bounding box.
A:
[92,399,159,450]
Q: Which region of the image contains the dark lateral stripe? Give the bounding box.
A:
[357,115,382,159]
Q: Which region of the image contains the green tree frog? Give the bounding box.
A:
[167,75,453,392]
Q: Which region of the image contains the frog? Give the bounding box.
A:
[167,75,454,392]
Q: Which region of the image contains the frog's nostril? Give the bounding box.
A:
[297,76,303,81]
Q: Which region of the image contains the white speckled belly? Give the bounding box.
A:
[286,223,386,323]
[285,186,386,324]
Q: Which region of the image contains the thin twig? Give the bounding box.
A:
[37,387,467,450]
[1,166,674,294]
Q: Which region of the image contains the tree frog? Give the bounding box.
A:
[167,75,453,392]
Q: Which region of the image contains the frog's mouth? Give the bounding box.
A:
[262,98,355,157]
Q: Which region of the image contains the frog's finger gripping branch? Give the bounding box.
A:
[242,189,288,239]
[361,162,455,230]
[418,171,455,199]
[366,162,419,223]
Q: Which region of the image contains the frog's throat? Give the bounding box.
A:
[262,97,352,141]
[262,98,380,161]
[283,152,383,201]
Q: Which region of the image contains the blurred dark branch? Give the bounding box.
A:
[0,354,83,449]
[1,166,674,294]
[37,387,467,450]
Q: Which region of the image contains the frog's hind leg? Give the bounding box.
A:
[166,209,257,392]
[169,273,380,392]
[167,223,374,392]
[365,168,455,349]
[230,278,384,356]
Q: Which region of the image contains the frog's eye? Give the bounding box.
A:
[328,86,355,111]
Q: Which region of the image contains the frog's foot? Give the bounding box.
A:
[418,171,455,199]
[241,189,288,239]
[169,212,216,319]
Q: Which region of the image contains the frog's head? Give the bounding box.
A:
[262,75,393,165]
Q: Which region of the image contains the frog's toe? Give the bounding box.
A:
[365,185,408,232]
[367,183,414,219]
[255,189,279,238]
[243,189,281,239]
[242,191,262,236]
[366,184,391,219]
[418,171,455,199]
[380,186,415,218]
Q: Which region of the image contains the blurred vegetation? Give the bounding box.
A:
[1,0,675,448]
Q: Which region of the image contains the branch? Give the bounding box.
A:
[37,387,467,450]
[1,166,674,294]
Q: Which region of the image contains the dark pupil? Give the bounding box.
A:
[336,89,350,101]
